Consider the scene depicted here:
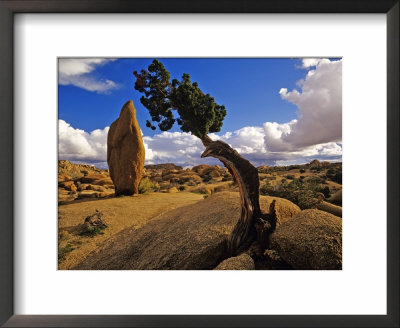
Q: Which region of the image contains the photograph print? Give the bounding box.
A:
[58,58,342,270]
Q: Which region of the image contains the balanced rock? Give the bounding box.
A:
[107,100,145,196]
[269,209,342,270]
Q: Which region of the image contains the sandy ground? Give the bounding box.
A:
[58,192,204,269]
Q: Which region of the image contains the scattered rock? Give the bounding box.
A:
[145,163,183,171]
[214,254,255,270]
[58,160,106,180]
[82,210,107,234]
[107,100,145,196]
[259,196,300,228]
[79,174,108,184]
[309,159,320,168]
[77,191,98,199]
[58,174,72,182]
[59,181,77,192]
[317,201,342,218]
[192,164,221,178]
[269,209,342,270]
[86,185,105,192]
[328,189,342,206]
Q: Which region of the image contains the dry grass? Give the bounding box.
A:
[58,192,204,269]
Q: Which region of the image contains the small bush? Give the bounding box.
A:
[299,169,306,173]
[138,177,160,193]
[58,243,75,263]
[80,225,107,237]
[320,186,330,198]
[260,178,323,210]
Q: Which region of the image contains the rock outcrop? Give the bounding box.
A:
[269,209,342,270]
[107,100,145,196]
[317,201,342,218]
[328,189,342,206]
[309,159,321,168]
[259,196,301,228]
[214,253,255,270]
[73,192,300,270]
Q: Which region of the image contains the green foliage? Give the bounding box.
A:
[58,243,75,263]
[138,177,160,194]
[80,225,107,237]
[260,178,325,210]
[134,59,227,139]
[326,168,342,184]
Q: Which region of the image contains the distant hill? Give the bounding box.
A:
[145,163,183,170]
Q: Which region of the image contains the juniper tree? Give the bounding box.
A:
[134,59,275,255]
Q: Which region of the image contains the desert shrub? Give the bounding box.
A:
[299,169,306,173]
[332,172,342,184]
[286,175,295,180]
[308,176,325,184]
[80,225,107,237]
[299,176,305,180]
[326,168,342,184]
[58,243,75,263]
[138,177,160,193]
[202,175,212,183]
[260,178,323,210]
[320,186,330,198]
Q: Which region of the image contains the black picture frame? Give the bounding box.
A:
[0,1,398,327]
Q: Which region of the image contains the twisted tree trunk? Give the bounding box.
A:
[201,135,275,255]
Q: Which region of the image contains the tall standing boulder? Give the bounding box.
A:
[107,100,145,196]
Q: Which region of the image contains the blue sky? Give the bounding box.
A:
[58,58,342,168]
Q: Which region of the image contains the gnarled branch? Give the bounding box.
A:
[201,137,274,255]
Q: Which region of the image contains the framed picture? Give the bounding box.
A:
[0,1,398,327]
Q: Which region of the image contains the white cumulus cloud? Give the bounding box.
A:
[264,58,342,154]
[59,58,342,168]
[58,58,119,94]
[58,120,109,162]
